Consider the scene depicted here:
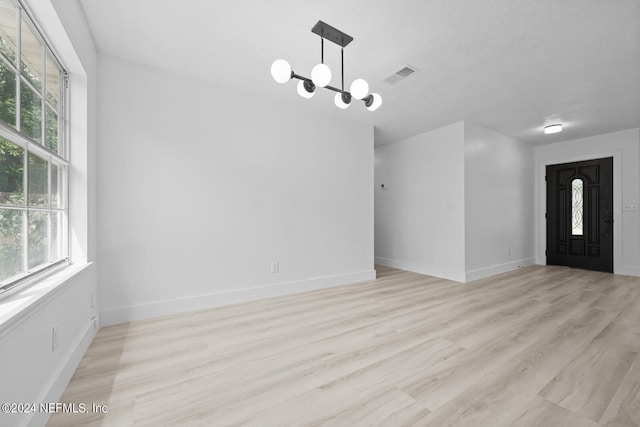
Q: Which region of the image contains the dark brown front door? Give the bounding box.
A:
[546,157,613,273]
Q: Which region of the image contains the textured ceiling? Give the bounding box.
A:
[79,0,640,146]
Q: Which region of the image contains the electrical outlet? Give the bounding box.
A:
[90,292,95,308]
[52,326,58,352]
[92,316,98,330]
[507,247,512,256]
[271,262,279,273]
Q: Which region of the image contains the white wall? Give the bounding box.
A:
[464,123,535,281]
[0,1,99,427]
[534,128,640,276]
[97,55,374,325]
[374,122,466,281]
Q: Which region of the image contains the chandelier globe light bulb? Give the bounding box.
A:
[365,93,382,111]
[311,63,332,87]
[297,80,315,98]
[350,78,369,100]
[334,92,351,109]
[271,59,292,84]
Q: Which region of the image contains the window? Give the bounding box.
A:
[571,178,583,236]
[0,0,68,292]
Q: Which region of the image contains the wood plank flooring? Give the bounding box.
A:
[48,265,640,426]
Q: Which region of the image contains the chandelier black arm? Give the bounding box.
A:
[291,72,345,94]
[291,72,313,84]
[292,72,367,104]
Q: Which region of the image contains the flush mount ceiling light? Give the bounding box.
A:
[544,123,563,134]
[270,20,382,112]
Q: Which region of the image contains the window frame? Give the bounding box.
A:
[0,0,69,295]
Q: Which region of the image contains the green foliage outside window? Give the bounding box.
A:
[0,139,50,281]
[0,5,65,284]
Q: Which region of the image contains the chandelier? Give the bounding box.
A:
[270,21,382,111]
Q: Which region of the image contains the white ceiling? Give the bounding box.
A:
[79,0,640,147]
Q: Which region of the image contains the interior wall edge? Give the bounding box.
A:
[464,257,537,283]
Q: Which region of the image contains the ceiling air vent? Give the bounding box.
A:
[383,64,418,84]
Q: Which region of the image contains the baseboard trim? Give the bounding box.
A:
[531,258,639,278]
[375,256,538,283]
[465,257,537,282]
[619,265,640,277]
[100,270,376,326]
[27,320,97,427]
[374,257,466,283]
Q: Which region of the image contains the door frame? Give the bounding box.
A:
[536,150,622,273]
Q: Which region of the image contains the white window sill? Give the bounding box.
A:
[0,263,93,338]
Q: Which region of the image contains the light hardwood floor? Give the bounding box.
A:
[48,265,640,426]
